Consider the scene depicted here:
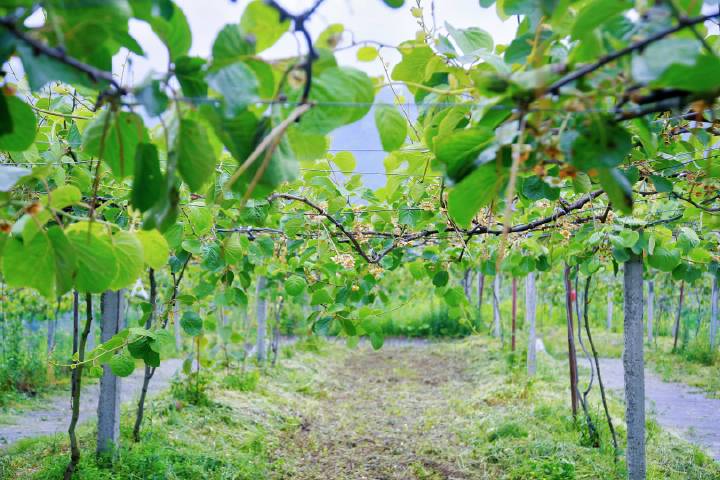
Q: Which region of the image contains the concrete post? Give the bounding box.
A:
[96,290,126,458]
[624,255,646,479]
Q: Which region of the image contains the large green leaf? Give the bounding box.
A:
[239,0,290,52]
[180,311,203,336]
[631,38,700,84]
[2,234,55,298]
[17,43,101,90]
[212,24,254,67]
[285,276,307,297]
[598,168,632,214]
[202,106,259,163]
[448,162,507,227]
[445,22,493,55]
[136,229,170,270]
[434,127,494,181]
[109,352,136,377]
[0,95,36,151]
[374,105,407,152]
[133,0,192,60]
[648,246,681,272]
[297,67,374,135]
[392,45,433,85]
[82,111,148,178]
[654,54,720,93]
[571,0,632,39]
[207,62,258,114]
[66,227,118,293]
[109,231,144,290]
[174,56,208,98]
[177,119,216,192]
[132,143,163,213]
[47,226,77,296]
[230,122,298,199]
[570,121,631,170]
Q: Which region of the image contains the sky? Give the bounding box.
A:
[118,0,516,84]
[109,1,516,189]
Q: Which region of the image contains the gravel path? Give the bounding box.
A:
[0,359,182,447]
[582,357,720,460]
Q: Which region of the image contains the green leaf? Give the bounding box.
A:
[357,46,378,62]
[203,106,259,163]
[180,311,203,336]
[132,143,163,213]
[444,287,465,307]
[240,0,290,52]
[109,231,144,290]
[136,79,168,117]
[108,352,135,377]
[448,162,507,227]
[432,270,449,287]
[82,111,147,178]
[212,24,255,67]
[0,165,31,191]
[230,121,298,199]
[571,0,632,39]
[598,168,632,214]
[649,175,672,193]
[66,227,118,293]
[297,67,374,135]
[521,175,559,201]
[654,54,720,93]
[445,22,493,55]
[392,45,433,85]
[672,263,702,283]
[648,246,681,272]
[688,247,712,264]
[331,151,356,171]
[285,276,307,297]
[311,288,333,305]
[174,56,208,98]
[434,127,493,182]
[47,226,77,296]
[136,229,169,269]
[0,95,36,151]
[619,230,639,248]
[2,234,55,298]
[369,332,385,350]
[570,121,631,170]
[133,0,192,59]
[47,185,82,210]
[383,0,404,7]
[631,38,700,84]
[677,227,700,252]
[177,119,216,192]
[207,62,258,114]
[17,43,101,91]
[374,105,407,152]
[573,171,593,193]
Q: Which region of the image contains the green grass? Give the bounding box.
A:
[1,337,718,479]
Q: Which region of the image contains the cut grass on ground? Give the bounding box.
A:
[2,337,718,479]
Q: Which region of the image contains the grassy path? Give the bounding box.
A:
[274,342,478,479]
[3,338,720,479]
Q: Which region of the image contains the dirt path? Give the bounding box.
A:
[274,342,479,480]
[581,357,720,460]
[0,359,182,447]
